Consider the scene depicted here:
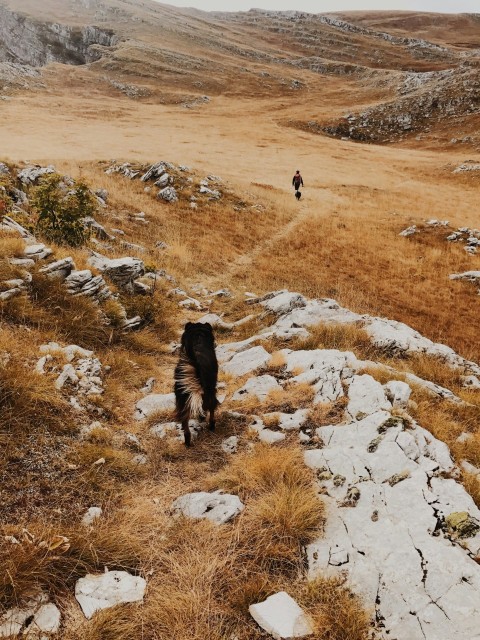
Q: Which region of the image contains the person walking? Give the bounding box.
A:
[292,170,304,200]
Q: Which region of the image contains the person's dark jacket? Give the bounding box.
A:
[292,173,304,189]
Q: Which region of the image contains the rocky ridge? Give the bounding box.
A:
[132,288,480,640]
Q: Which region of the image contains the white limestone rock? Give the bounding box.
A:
[221,345,271,377]
[24,243,53,261]
[405,373,464,403]
[172,490,244,524]
[462,375,480,390]
[384,380,412,409]
[305,403,480,640]
[221,436,239,454]
[150,421,178,438]
[249,591,314,639]
[399,225,418,237]
[262,409,309,431]
[1,215,34,239]
[154,172,170,188]
[270,297,362,334]
[0,592,60,638]
[65,269,112,302]
[17,164,55,185]
[449,271,480,283]
[347,374,392,420]
[0,287,23,301]
[216,336,268,364]
[88,253,145,288]
[135,393,175,420]
[258,429,286,444]
[75,570,146,620]
[82,506,102,527]
[140,377,156,394]
[231,375,280,402]
[158,186,178,202]
[55,363,79,390]
[260,291,307,315]
[39,257,75,281]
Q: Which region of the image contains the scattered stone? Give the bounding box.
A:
[157,186,178,203]
[135,393,176,420]
[55,363,79,390]
[172,490,244,525]
[399,225,418,237]
[154,173,170,188]
[83,216,114,241]
[64,270,112,302]
[24,243,53,261]
[1,215,33,239]
[82,506,102,527]
[249,591,314,639]
[88,253,145,289]
[0,288,23,301]
[0,592,61,638]
[141,161,167,182]
[258,429,286,444]
[75,570,147,619]
[17,164,55,185]
[95,188,108,202]
[461,375,480,390]
[39,257,75,281]
[140,377,156,394]
[221,436,239,454]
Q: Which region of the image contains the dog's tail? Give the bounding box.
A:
[175,353,205,419]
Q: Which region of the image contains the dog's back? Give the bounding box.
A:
[174,322,218,427]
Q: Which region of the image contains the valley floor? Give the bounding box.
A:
[1,82,479,640]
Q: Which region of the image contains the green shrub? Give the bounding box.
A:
[33,174,96,247]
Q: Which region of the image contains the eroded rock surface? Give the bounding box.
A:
[305,407,480,640]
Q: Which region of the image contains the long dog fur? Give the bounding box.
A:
[174,322,218,446]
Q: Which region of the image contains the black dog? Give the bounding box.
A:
[295,190,302,201]
[174,322,218,447]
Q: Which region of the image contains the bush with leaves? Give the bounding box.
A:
[32,173,96,247]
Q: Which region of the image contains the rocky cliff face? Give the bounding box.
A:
[0,4,117,66]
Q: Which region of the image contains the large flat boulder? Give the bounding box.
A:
[75,571,146,620]
[135,393,175,420]
[221,345,271,377]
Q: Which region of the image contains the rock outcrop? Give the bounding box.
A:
[0,5,117,67]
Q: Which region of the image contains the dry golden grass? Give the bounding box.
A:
[295,322,382,361]
[3,444,369,640]
[0,344,69,437]
[234,382,315,416]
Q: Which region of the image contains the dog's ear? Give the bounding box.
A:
[185,322,194,330]
[203,322,213,331]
